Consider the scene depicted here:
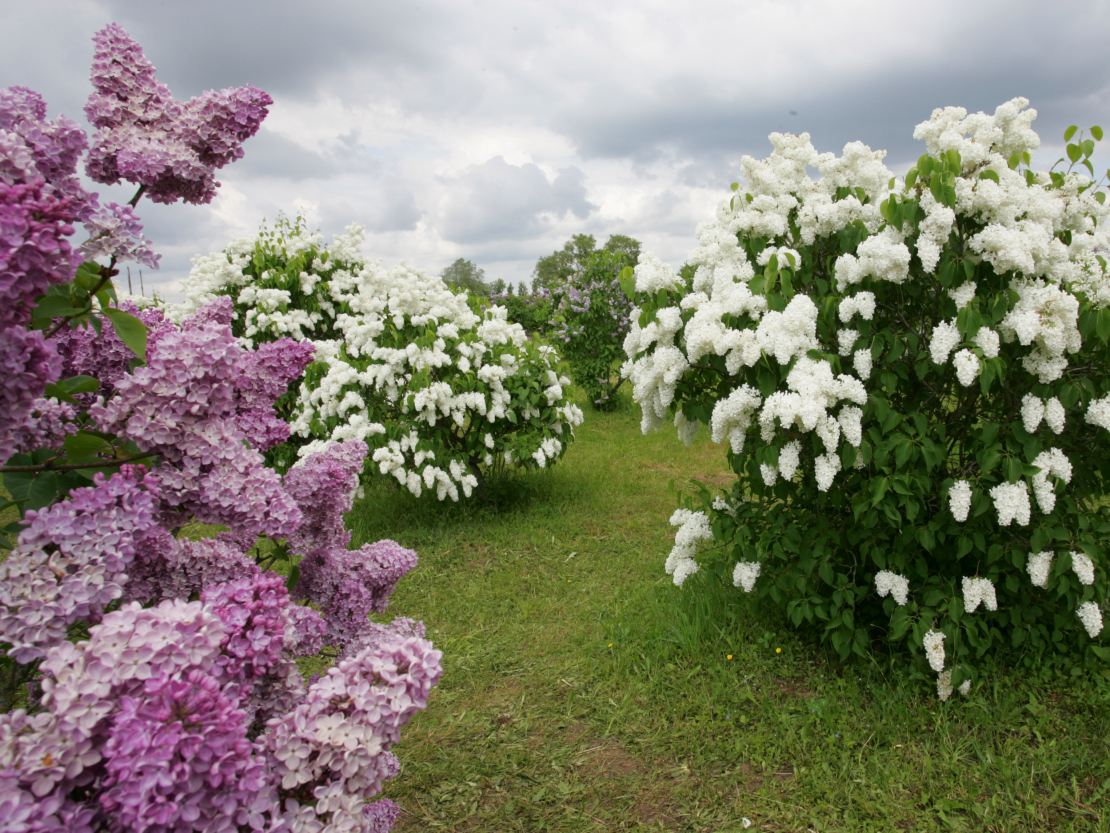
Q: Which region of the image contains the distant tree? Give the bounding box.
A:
[488,277,507,295]
[678,262,698,283]
[602,234,642,265]
[440,258,489,296]
[532,233,642,293]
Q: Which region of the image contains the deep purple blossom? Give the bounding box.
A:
[0,326,63,463]
[84,24,272,206]
[283,439,368,557]
[296,540,419,651]
[0,86,97,327]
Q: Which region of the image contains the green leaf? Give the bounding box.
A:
[1091,125,1104,141]
[1064,125,1079,142]
[618,267,636,300]
[103,308,149,361]
[1068,143,1082,164]
[978,169,1000,184]
[25,472,59,513]
[63,431,112,463]
[286,564,301,593]
[1098,308,1110,343]
[74,261,104,291]
[31,294,80,320]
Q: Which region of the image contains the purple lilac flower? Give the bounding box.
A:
[84,24,271,206]
[235,337,316,450]
[79,201,159,268]
[0,326,67,461]
[261,635,442,828]
[89,306,302,537]
[283,439,368,557]
[0,86,97,327]
[202,573,290,685]
[50,301,175,399]
[296,540,418,651]
[364,798,401,833]
[98,669,268,832]
[4,396,78,458]
[122,532,261,606]
[0,466,159,662]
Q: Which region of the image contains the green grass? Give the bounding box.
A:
[350,390,1110,833]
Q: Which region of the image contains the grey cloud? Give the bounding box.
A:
[551,7,1110,172]
[231,128,342,181]
[438,157,597,244]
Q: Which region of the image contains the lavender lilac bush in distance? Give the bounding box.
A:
[630,99,1110,694]
[549,249,635,409]
[0,24,439,832]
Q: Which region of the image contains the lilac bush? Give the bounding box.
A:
[550,249,635,410]
[0,24,441,832]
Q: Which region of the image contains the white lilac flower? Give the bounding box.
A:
[733,561,761,593]
[1078,601,1103,638]
[853,348,872,380]
[958,678,972,696]
[948,282,977,309]
[760,463,779,486]
[874,570,909,606]
[838,407,863,447]
[923,630,946,672]
[1070,551,1095,585]
[989,481,1031,526]
[814,452,841,492]
[937,669,954,702]
[838,291,877,323]
[1043,397,1065,434]
[709,384,761,453]
[1021,394,1045,433]
[1030,447,1072,514]
[777,440,802,480]
[929,319,960,365]
[1085,395,1110,432]
[948,480,972,522]
[1026,551,1053,588]
[962,577,998,613]
[665,509,713,586]
[953,349,979,387]
[973,326,1000,358]
[837,328,859,356]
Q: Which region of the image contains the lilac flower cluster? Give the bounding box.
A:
[79,201,159,268]
[89,301,305,537]
[3,396,77,457]
[262,636,442,828]
[51,300,176,398]
[84,24,272,206]
[0,86,95,326]
[0,326,62,463]
[284,438,368,556]
[0,466,159,662]
[285,441,420,652]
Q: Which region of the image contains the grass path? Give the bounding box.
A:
[349,401,1110,833]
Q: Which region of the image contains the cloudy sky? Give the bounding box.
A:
[4,0,1109,300]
